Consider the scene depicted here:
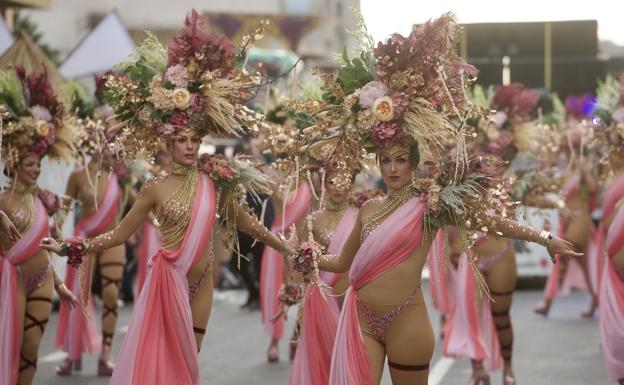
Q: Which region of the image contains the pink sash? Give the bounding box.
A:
[442,254,502,372]
[56,173,121,359]
[588,173,624,296]
[600,205,624,381]
[289,207,358,385]
[543,175,591,300]
[427,229,452,315]
[329,198,425,385]
[0,198,48,385]
[110,174,216,385]
[136,222,162,296]
[260,183,312,340]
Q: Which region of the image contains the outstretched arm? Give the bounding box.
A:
[41,182,156,255]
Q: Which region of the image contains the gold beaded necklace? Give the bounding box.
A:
[361,183,413,233]
[9,179,37,231]
[156,162,198,248]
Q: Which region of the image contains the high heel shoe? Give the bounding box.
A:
[503,373,516,385]
[466,373,490,385]
[98,358,115,376]
[56,358,82,376]
[267,345,279,363]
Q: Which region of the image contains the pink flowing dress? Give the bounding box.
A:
[136,221,161,296]
[56,172,121,360]
[599,202,624,382]
[289,207,358,385]
[0,197,48,385]
[110,173,216,385]
[260,183,312,340]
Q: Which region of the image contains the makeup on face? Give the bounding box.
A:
[17,153,41,186]
[379,148,413,190]
[171,129,201,165]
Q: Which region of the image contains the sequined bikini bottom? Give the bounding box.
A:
[356,284,421,344]
[476,241,511,273]
[16,260,50,293]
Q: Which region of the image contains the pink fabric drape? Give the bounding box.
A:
[443,254,501,372]
[543,175,591,300]
[0,198,48,385]
[588,173,624,296]
[427,229,452,315]
[136,222,161,296]
[329,198,425,385]
[600,203,624,381]
[56,173,121,359]
[260,183,312,340]
[110,174,216,385]
[289,207,358,385]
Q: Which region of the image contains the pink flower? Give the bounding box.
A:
[29,105,52,122]
[216,164,236,181]
[169,110,191,128]
[39,190,60,215]
[372,122,402,148]
[158,123,176,135]
[359,81,388,108]
[45,128,56,145]
[33,139,49,155]
[164,64,190,88]
[190,93,204,111]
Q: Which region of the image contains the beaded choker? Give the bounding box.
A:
[325,199,348,213]
[362,183,413,231]
[171,162,195,176]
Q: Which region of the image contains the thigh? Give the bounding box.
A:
[385,301,434,385]
[564,213,592,251]
[486,248,517,294]
[189,264,214,348]
[22,272,54,349]
[359,318,386,385]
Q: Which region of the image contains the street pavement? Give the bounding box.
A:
[33,287,611,385]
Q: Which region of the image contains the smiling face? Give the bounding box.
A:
[378,146,415,190]
[15,152,42,187]
[170,128,201,166]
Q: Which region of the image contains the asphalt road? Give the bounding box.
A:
[32,287,611,385]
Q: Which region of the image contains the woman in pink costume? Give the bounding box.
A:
[286,14,581,385]
[289,156,363,385]
[41,11,297,385]
[0,68,79,385]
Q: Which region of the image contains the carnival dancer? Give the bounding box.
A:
[257,117,313,362]
[55,83,128,376]
[40,10,298,385]
[0,68,80,385]
[285,14,581,385]
[534,112,599,317]
[289,146,369,385]
[591,73,624,385]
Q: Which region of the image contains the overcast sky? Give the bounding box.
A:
[361,0,624,46]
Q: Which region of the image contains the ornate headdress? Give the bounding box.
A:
[591,73,624,173]
[103,9,267,160]
[0,67,79,174]
[296,12,480,179]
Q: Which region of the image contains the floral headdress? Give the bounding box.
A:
[591,73,624,173]
[297,12,480,181]
[0,67,79,174]
[103,10,268,160]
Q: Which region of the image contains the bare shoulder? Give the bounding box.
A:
[139,174,169,199]
[358,195,385,218]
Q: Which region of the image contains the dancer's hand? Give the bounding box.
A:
[0,210,21,242]
[559,207,575,221]
[54,282,79,309]
[280,224,299,257]
[40,237,65,255]
[546,236,583,263]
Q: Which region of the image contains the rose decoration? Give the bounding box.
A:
[294,241,324,277]
[169,110,191,128]
[29,105,52,122]
[359,81,388,108]
[172,88,192,109]
[372,96,395,122]
[39,190,61,215]
[277,282,304,306]
[165,64,190,88]
[158,123,176,136]
[35,121,50,137]
[61,236,87,268]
